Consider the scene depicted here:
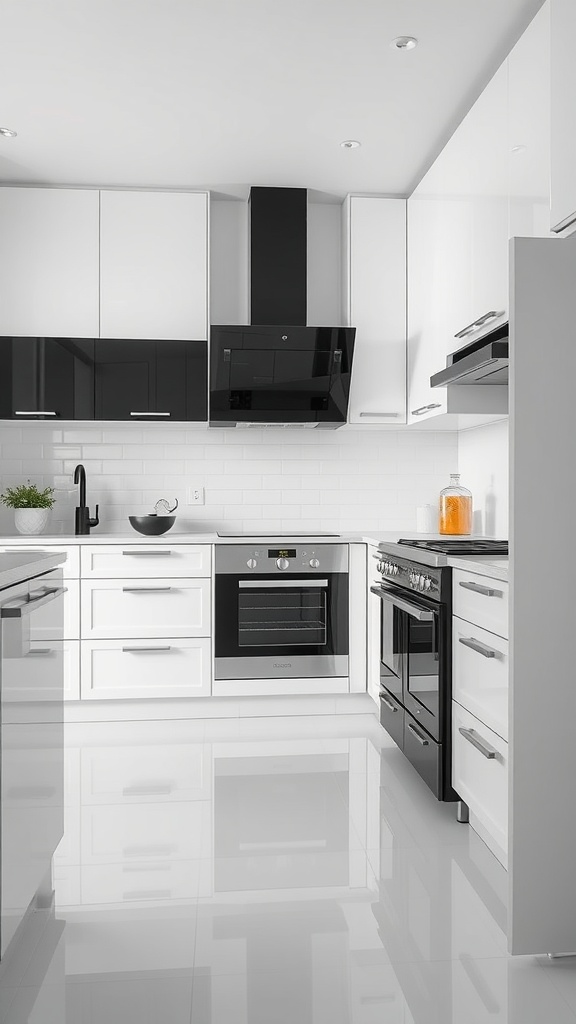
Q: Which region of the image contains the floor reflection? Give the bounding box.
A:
[0,714,575,1023]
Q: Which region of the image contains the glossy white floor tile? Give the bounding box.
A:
[1,714,576,1023]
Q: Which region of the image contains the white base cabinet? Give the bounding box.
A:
[81,638,211,700]
[452,702,508,866]
[80,577,211,640]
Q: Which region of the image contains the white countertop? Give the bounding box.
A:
[0,550,66,590]
[446,555,509,582]
[0,532,377,546]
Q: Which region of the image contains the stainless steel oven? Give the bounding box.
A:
[214,543,349,692]
[371,548,453,801]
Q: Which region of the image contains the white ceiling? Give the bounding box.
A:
[0,0,545,199]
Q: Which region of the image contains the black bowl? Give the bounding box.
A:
[129,515,175,536]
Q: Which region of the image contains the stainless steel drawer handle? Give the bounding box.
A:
[239,579,328,589]
[459,637,498,659]
[459,581,499,597]
[454,310,505,338]
[122,645,173,653]
[121,550,172,556]
[122,587,173,593]
[359,412,400,418]
[1,586,67,618]
[411,403,441,416]
[122,783,173,796]
[14,410,58,417]
[407,723,429,746]
[26,648,54,656]
[130,411,171,417]
[459,726,498,759]
[381,696,399,713]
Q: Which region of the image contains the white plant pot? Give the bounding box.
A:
[14,508,51,535]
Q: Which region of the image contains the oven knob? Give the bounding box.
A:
[246,558,257,569]
[393,564,399,576]
[276,557,290,570]
[376,560,384,574]
[309,558,320,568]
[424,576,432,591]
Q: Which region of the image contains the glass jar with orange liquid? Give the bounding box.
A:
[439,473,472,535]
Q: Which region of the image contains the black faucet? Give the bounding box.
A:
[74,464,99,535]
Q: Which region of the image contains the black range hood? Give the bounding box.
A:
[209,187,355,428]
[430,321,509,388]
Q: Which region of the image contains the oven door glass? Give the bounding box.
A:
[404,601,442,741]
[371,585,403,702]
[215,572,349,660]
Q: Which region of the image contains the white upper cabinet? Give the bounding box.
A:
[407,62,509,427]
[343,196,407,425]
[508,2,551,240]
[99,190,208,340]
[550,0,576,234]
[0,188,100,337]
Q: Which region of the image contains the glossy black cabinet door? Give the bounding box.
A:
[94,340,207,421]
[0,337,95,420]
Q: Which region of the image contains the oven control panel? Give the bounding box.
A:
[376,555,442,597]
[215,543,349,574]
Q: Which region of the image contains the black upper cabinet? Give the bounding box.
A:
[0,337,95,420]
[0,337,207,421]
[94,340,207,421]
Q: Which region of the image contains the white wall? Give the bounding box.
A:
[0,422,458,537]
[457,418,509,537]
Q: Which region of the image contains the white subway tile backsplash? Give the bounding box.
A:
[0,421,459,535]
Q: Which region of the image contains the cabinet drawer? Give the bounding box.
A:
[80,861,201,905]
[80,638,211,700]
[452,618,508,740]
[452,702,508,854]
[81,544,211,579]
[81,801,207,862]
[452,569,508,638]
[80,743,210,803]
[80,578,211,639]
[404,716,442,798]
[379,691,404,750]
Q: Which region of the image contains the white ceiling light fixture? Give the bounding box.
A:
[0,127,17,138]
[340,140,361,149]
[390,36,418,51]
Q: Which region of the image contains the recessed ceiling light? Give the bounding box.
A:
[340,140,361,149]
[0,127,17,138]
[390,36,418,51]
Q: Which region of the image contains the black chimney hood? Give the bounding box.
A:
[209,187,356,428]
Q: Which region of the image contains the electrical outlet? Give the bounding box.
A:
[187,486,205,506]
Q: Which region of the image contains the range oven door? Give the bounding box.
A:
[370,583,443,741]
[215,572,349,679]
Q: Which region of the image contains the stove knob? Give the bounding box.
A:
[393,564,399,576]
[246,558,257,569]
[276,557,290,570]
[424,577,432,591]
[309,558,320,568]
[420,577,426,591]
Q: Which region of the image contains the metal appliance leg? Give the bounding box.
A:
[456,800,469,823]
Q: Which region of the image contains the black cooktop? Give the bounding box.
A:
[398,538,508,555]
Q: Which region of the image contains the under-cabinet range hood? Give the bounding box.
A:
[210,187,356,428]
[430,320,509,388]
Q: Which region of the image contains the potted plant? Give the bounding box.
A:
[0,481,56,535]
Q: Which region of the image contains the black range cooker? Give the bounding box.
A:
[371,538,508,801]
